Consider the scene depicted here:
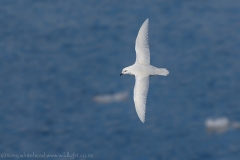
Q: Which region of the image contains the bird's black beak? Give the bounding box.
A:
[120,73,123,76]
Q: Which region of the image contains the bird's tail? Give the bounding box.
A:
[155,68,169,76]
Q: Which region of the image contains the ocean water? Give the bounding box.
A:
[1,0,240,159]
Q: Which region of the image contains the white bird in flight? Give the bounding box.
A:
[120,18,169,123]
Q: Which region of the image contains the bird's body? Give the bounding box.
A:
[120,18,169,123]
[125,63,168,77]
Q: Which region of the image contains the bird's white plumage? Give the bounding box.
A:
[134,76,149,123]
[135,18,150,64]
[134,19,150,123]
[121,18,169,123]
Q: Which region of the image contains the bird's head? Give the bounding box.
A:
[120,67,133,76]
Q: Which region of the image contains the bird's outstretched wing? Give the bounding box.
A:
[134,76,149,123]
[135,18,150,65]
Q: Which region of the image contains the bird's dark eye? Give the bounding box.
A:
[124,70,127,72]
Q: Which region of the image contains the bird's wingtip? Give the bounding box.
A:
[139,117,145,123]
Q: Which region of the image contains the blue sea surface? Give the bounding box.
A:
[1,0,240,159]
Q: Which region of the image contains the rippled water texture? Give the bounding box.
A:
[1,0,240,159]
